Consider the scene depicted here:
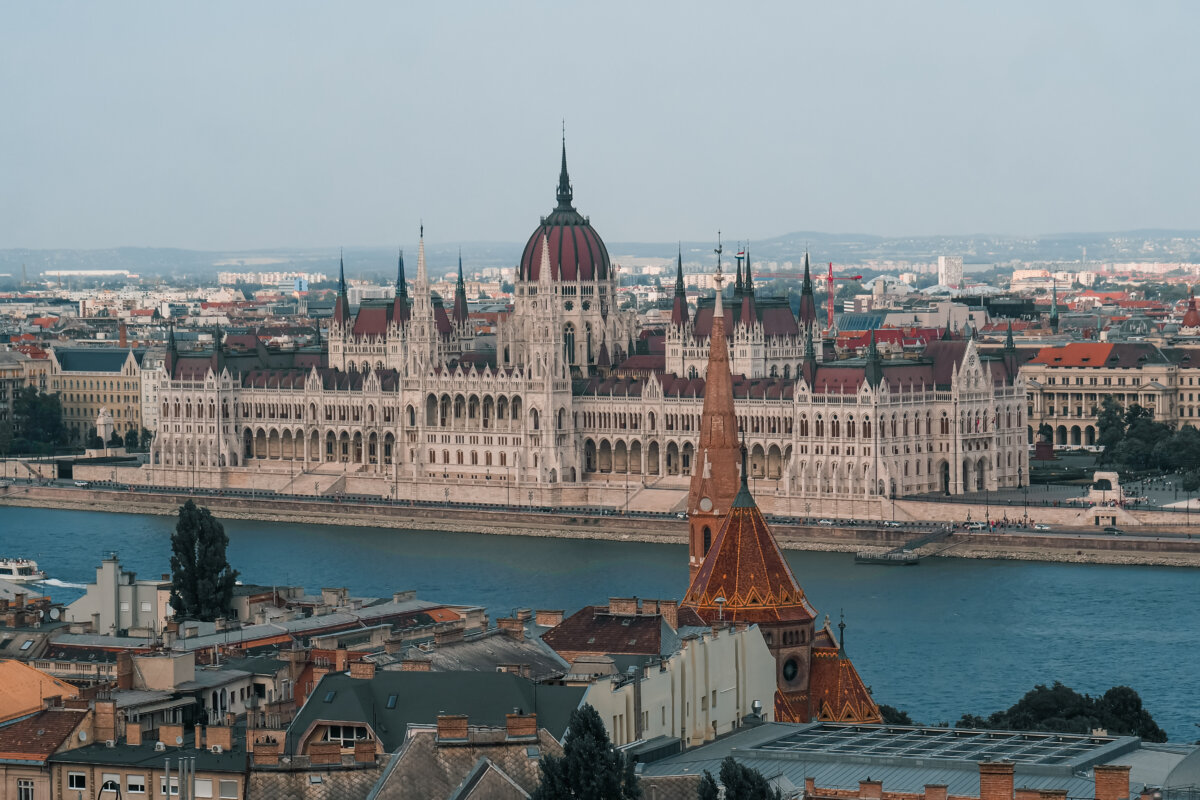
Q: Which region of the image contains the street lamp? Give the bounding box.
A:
[715,596,726,623]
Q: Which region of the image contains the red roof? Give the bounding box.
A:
[0,708,87,762]
[541,606,670,657]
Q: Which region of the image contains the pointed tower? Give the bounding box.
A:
[798,252,818,333]
[863,328,883,389]
[393,248,411,324]
[733,249,744,302]
[164,322,177,378]
[1049,280,1060,334]
[670,245,689,327]
[682,446,881,724]
[740,246,758,328]
[1001,320,1019,384]
[333,250,351,325]
[453,251,469,325]
[686,241,742,584]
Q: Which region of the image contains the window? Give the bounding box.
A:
[385,694,398,709]
[102,773,121,792]
[323,724,366,747]
[141,601,152,612]
[17,779,33,800]
[128,774,147,794]
[194,779,213,798]
[120,601,130,612]
[69,773,88,790]
[20,639,33,651]
[219,779,239,799]
[160,776,180,795]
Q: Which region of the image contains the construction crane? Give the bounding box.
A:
[826,262,863,330]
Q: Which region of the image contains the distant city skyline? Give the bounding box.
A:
[2,2,1197,250]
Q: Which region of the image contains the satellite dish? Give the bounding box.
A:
[79,730,88,741]
[175,736,183,745]
[49,608,60,620]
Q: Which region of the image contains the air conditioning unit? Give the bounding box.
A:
[105,739,115,748]
[210,745,223,754]
[154,741,166,752]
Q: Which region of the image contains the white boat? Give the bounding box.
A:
[0,558,47,583]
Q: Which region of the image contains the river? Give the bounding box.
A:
[1,506,1196,741]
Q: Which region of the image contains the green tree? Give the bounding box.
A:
[697,772,720,800]
[956,682,1166,743]
[532,704,640,800]
[11,386,67,453]
[124,428,140,450]
[1094,397,1125,463]
[107,430,124,447]
[707,757,781,800]
[879,704,914,725]
[169,500,239,622]
[86,430,104,449]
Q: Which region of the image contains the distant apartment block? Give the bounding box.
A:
[937,256,963,289]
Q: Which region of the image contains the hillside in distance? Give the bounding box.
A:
[2,230,1199,282]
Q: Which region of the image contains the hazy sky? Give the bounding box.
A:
[3,2,1197,250]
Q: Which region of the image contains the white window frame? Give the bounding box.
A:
[218,779,239,799]
[17,778,34,800]
[194,778,213,799]
[160,776,180,796]
[128,774,147,794]
[68,772,88,790]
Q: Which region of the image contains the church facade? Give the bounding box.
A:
[145,146,1027,514]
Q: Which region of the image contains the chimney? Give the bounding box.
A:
[659,600,679,630]
[194,724,204,750]
[497,618,524,641]
[354,738,377,763]
[514,608,533,623]
[608,597,637,615]
[859,780,883,799]
[207,725,232,752]
[159,723,184,747]
[436,715,469,743]
[384,637,405,655]
[349,661,376,680]
[334,647,349,673]
[95,699,118,743]
[1017,790,1041,800]
[535,610,563,628]
[117,652,134,690]
[434,624,465,646]
[505,713,537,740]
[119,321,128,348]
[805,778,816,796]
[127,723,142,746]
[1039,791,1068,800]
[14,592,25,608]
[401,659,431,672]
[926,786,949,800]
[980,763,1016,800]
[1094,766,1131,800]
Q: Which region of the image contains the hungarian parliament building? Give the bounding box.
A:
[147,146,1028,515]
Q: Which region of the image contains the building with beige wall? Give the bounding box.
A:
[1023,342,1200,447]
[65,555,171,638]
[48,348,145,442]
[581,623,777,748]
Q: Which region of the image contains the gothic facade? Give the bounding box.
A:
[145,146,1027,511]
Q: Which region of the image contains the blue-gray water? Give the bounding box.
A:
[2,506,1196,741]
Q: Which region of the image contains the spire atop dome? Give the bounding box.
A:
[798,251,817,328]
[734,248,744,299]
[416,227,428,286]
[1004,320,1015,350]
[333,248,351,324]
[338,248,346,296]
[744,246,754,296]
[671,243,689,327]
[453,249,469,323]
[556,129,574,211]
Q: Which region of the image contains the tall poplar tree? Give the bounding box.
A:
[169,500,239,621]
[532,704,640,800]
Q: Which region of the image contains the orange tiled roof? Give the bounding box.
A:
[1028,343,1114,367]
[0,660,79,723]
[681,477,817,625]
[807,644,882,723]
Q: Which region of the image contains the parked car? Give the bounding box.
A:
[1034,523,1051,531]
[1103,526,1125,536]
[73,480,90,488]
[675,512,688,520]
[965,522,987,530]
[817,519,835,526]
[882,520,903,528]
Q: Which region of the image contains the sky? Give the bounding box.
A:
[2,2,1197,250]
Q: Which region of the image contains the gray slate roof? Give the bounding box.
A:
[53,348,144,372]
[287,671,585,754]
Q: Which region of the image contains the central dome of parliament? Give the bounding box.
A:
[518,142,611,283]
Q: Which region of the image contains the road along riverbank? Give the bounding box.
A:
[1,485,1197,568]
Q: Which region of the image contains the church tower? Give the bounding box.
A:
[687,243,742,584]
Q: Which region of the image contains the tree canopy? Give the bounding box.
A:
[957,682,1166,742]
[532,704,640,800]
[169,500,239,622]
[7,386,68,454]
[698,757,782,800]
